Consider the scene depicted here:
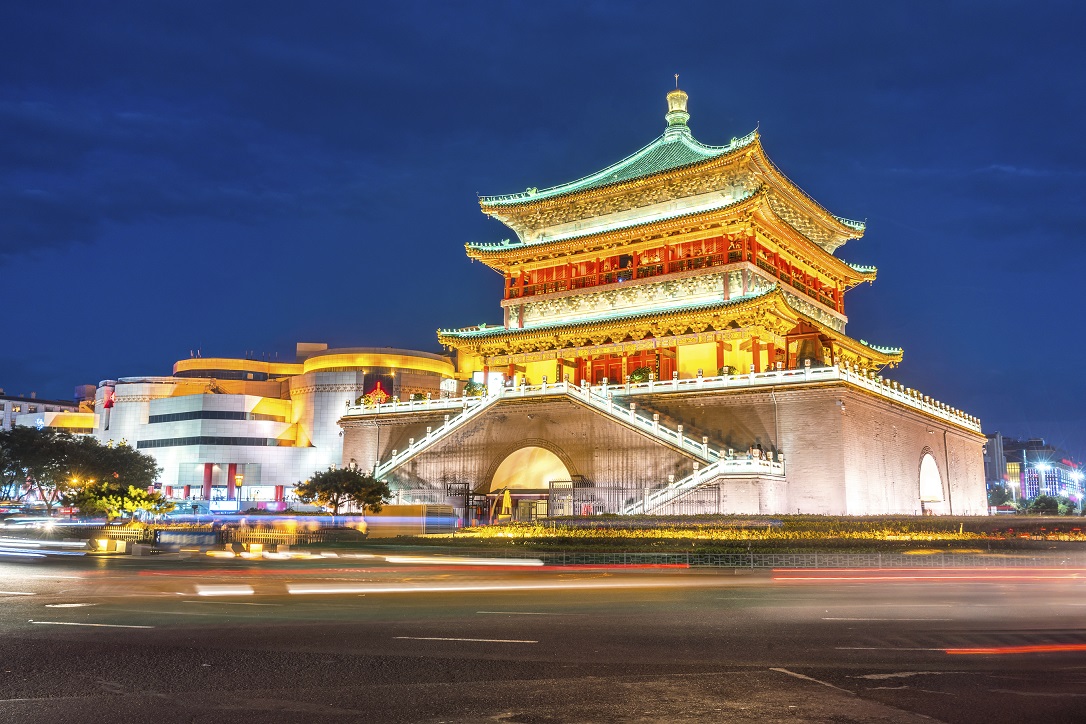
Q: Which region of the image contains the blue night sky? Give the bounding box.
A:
[1,2,1083,456]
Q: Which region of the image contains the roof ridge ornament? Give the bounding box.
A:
[665,78,690,136]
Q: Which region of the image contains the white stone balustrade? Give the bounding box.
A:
[349,366,980,480]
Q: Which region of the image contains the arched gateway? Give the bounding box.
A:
[918,451,945,515]
[489,445,571,492]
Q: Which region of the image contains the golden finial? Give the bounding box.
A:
[674,73,679,88]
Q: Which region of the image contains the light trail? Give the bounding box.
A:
[773,567,1086,582]
[946,643,1086,655]
[28,620,154,629]
[195,585,255,596]
[394,636,537,644]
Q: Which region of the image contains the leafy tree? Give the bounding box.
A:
[0,427,78,511]
[295,467,391,516]
[463,381,487,397]
[628,366,653,383]
[68,482,174,520]
[987,483,1012,507]
[1025,494,1059,515]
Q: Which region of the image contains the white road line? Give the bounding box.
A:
[0,591,35,596]
[28,620,153,629]
[394,636,537,644]
[44,603,97,608]
[822,617,953,621]
[183,600,282,606]
[769,668,854,693]
[476,611,566,616]
[836,647,946,651]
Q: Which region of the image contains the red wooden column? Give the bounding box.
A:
[274,485,285,503]
[202,463,213,500]
[766,342,776,370]
[716,341,725,372]
[751,336,761,373]
[226,463,237,500]
[182,485,191,499]
[631,251,638,280]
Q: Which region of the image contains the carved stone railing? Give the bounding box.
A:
[622,456,786,515]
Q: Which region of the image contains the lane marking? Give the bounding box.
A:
[837,647,946,651]
[45,603,97,608]
[394,636,537,644]
[770,668,854,693]
[183,600,282,607]
[822,617,953,621]
[0,591,35,596]
[28,620,153,629]
[476,611,567,616]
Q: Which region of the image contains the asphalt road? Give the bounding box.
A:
[1,553,1085,723]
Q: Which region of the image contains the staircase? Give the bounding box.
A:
[366,381,721,479]
[621,456,785,515]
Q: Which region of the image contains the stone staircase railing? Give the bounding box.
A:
[366,381,720,479]
[622,456,785,515]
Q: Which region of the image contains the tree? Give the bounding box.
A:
[1025,494,1059,515]
[987,482,1012,507]
[67,482,174,520]
[295,468,391,516]
[463,381,487,397]
[0,427,79,511]
[0,429,163,517]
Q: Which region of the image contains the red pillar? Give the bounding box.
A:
[202,463,213,500]
[165,486,173,498]
[226,463,237,500]
[751,336,761,373]
[274,485,284,502]
[766,342,776,370]
[182,485,191,499]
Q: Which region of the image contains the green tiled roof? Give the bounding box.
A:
[859,340,902,356]
[467,186,760,252]
[845,261,878,274]
[480,128,758,207]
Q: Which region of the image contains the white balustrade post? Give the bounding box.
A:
[649,372,655,392]
[672,371,679,389]
[702,436,709,457]
[652,412,660,433]
[426,426,432,439]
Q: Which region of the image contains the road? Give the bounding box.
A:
[1,552,1084,723]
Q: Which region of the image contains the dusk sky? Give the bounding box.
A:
[2,2,1083,456]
